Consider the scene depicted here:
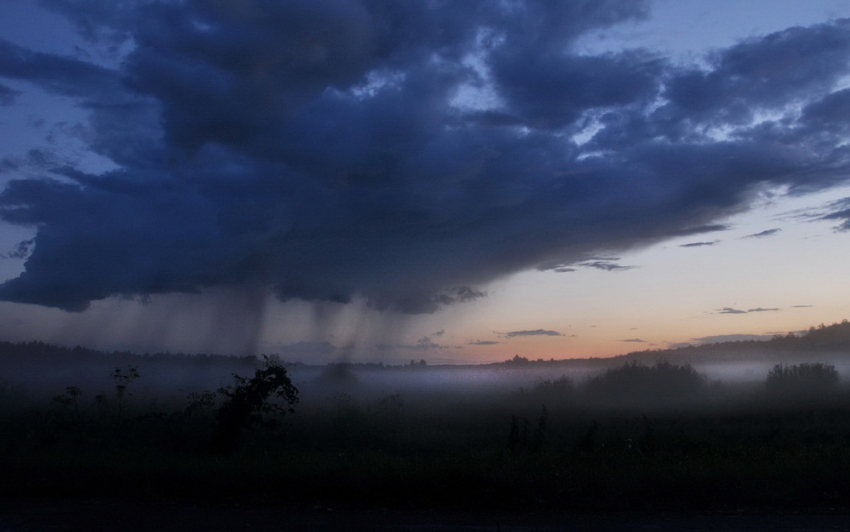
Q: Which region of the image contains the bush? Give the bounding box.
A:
[517,375,575,406]
[582,361,705,407]
[213,356,299,454]
[764,363,839,400]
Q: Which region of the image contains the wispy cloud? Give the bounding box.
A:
[669,224,731,236]
[744,228,781,238]
[679,241,719,248]
[716,307,780,315]
[623,338,646,343]
[469,340,499,346]
[817,197,850,231]
[504,329,564,337]
[580,261,636,272]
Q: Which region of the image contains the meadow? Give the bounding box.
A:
[2,350,850,515]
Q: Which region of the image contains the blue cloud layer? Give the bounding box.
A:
[0,1,848,313]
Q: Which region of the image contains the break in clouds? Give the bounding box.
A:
[1,1,850,316]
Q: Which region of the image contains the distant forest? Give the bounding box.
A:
[497,319,850,367]
[0,320,848,378]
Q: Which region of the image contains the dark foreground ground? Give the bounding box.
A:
[1,499,849,532]
[5,359,850,530]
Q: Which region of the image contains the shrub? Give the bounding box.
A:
[764,363,839,400]
[213,356,299,453]
[582,361,705,407]
[517,375,575,405]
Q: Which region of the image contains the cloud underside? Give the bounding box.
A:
[505,329,564,337]
[680,241,718,248]
[819,197,850,231]
[717,307,780,314]
[0,2,848,313]
[745,228,781,238]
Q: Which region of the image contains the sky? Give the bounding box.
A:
[0,0,849,364]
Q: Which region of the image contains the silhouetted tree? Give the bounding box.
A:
[213,356,299,454]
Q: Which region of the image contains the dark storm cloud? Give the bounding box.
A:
[0,38,122,102]
[1,239,34,259]
[745,228,781,238]
[668,224,731,236]
[0,84,21,106]
[0,2,849,314]
[505,329,564,338]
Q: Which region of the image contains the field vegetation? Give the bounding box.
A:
[3,327,850,513]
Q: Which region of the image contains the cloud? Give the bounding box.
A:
[1,239,34,259]
[623,338,646,343]
[0,3,848,318]
[469,340,499,346]
[0,84,21,106]
[505,329,564,338]
[580,261,636,272]
[679,241,719,248]
[744,228,781,238]
[668,224,731,236]
[818,197,850,231]
[538,256,636,272]
[716,306,780,314]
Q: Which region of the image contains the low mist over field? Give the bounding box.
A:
[3,321,850,520]
[4,320,850,409]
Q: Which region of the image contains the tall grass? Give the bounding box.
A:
[3,360,850,511]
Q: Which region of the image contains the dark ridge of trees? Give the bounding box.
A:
[616,319,850,365]
[0,340,265,367]
[0,319,849,378]
[582,361,706,407]
[764,362,840,400]
[492,319,850,367]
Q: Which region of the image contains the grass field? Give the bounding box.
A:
[2,360,850,513]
